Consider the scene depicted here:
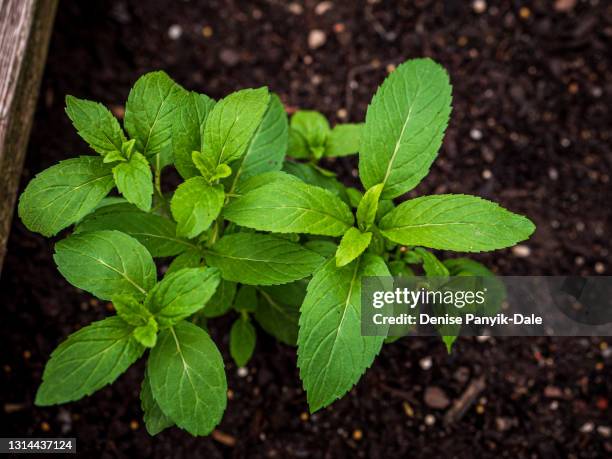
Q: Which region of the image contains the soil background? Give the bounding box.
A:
[1,0,611,457]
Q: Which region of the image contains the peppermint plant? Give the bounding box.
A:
[18,58,534,435]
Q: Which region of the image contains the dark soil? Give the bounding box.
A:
[1,0,611,457]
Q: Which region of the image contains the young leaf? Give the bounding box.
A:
[146,267,221,327]
[229,316,256,367]
[172,92,216,179]
[442,335,457,354]
[414,247,449,277]
[346,188,363,208]
[233,286,257,313]
[379,194,535,252]
[170,178,225,239]
[166,249,205,276]
[255,281,306,346]
[140,368,174,435]
[202,87,270,166]
[288,110,330,159]
[112,294,152,326]
[124,71,186,169]
[65,96,126,156]
[54,230,156,300]
[325,123,363,157]
[230,93,288,186]
[76,203,195,257]
[224,174,354,236]
[18,156,114,237]
[205,233,324,285]
[134,318,159,348]
[359,58,452,198]
[203,280,237,318]
[335,228,372,267]
[112,151,154,212]
[356,183,383,231]
[297,254,390,412]
[148,321,227,436]
[35,317,145,405]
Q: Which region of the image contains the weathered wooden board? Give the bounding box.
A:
[0,0,58,273]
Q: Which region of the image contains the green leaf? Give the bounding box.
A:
[146,267,221,327]
[202,87,270,166]
[359,58,452,199]
[166,249,205,276]
[202,280,237,318]
[379,194,535,252]
[65,96,127,156]
[172,91,216,179]
[233,286,257,313]
[297,254,390,412]
[282,161,350,204]
[148,321,227,436]
[75,203,194,257]
[356,183,383,231]
[346,188,363,208]
[414,247,449,277]
[303,239,338,259]
[134,318,159,348]
[205,233,324,286]
[141,368,174,435]
[112,151,153,212]
[35,317,144,405]
[170,177,225,239]
[124,71,186,168]
[288,110,330,159]
[224,174,354,236]
[325,123,363,157]
[54,230,156,301]
[255,281,305,346]
[18,156,114,237]
[230,316,256,367]
[442,335,457,354]
[112,294,152,326]
[335,228,372,267]
[388,260,415,277]
[230,93,288,187]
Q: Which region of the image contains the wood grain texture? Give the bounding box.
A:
[0,0,57,273]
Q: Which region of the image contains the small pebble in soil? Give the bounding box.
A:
[227,389,234,399]
[300,412,309,422]
[544,385,563,398]
[168,24,183,40]
[336,108,348,119]
[550,401,559,410]
[419,356,433,370]
[288,2,304,15]
[424,386,450,409]
[470,128,483,140]
[595,262,605,274]
[315,1,333,15]
[22,350,31,360]
[560,137,571,148]
[424,414,436,426]
[41,422,50,432]
[580,422,595,433]
[352,429,363,441]
[129,420,139,430]
[308,30,327,49]
[403,401,414,417]
[482,169,493,180]
[495,417,512,432]
[220,48,240,66]
[548,168,559,180]
[237,367,248,377]
[472,0,487,14]
[554,0,577,12]
[575,256,585,266]
[512,245,531,258]
[598,426,611,438]
[476,404,485,414]
[201,26,213,38]
[519,7,531,19]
